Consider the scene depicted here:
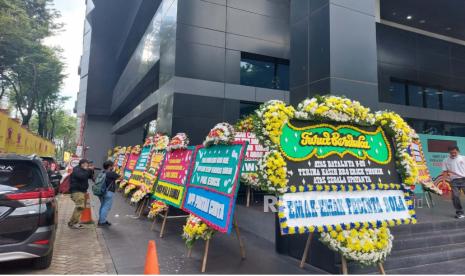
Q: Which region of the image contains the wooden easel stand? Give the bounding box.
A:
[134,197,149,217]
[300,232,314,268]
[189,216,245,273]
[149,206,188,238]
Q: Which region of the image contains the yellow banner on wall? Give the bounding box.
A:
[0,112,57,156]
[6,118,19,153]
[0,111,8,153]
[16,126,26,154]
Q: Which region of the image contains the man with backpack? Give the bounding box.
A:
[93,160,120,226]
[68,159,93,229]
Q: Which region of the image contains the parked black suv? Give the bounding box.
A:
[0,155,57,269]
[40,156,63,194]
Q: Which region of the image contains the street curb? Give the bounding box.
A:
[90,194,118,275]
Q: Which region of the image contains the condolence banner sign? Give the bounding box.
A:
[281,190,410,230]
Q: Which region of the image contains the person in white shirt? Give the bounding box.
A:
[442,146,465,219]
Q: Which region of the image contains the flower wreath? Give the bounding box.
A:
[124,184,136,195]
[235,114,255,132]
[253,100,295,150]
[153,134,170,151]
[166,133,189,151]
[422,181,443,195]
[234,115,268,189]
[252,96,418,266]
[180,124,236,248]
[131,145,142,155]
[130,184,151,203]
[320,227,393,267]
[182,215,216,249]
[148,200,168,219]
[257,150,288,194]
[143,136,154,147]
[130,189,146,203]
[118,179,128,189]
[203,122,235,147]
[253,96,419,194]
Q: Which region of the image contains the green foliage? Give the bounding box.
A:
[30,109,76,160]
[0,0,71,160]
[1,0,66,136]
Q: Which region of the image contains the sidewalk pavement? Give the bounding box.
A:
[0,194,112,274]
[91,192,326,274]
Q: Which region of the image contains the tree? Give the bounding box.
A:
[6,44,65,126]
[0,0,62,119]
[52,110,77,158]
[30,109,77,159]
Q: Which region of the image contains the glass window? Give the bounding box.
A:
[444,123,465,137]
[424,88,441,109]
[382,81,406,105]
[240,52,289,90]
[405,118,465,137]
[275,63,289,90]
[407,85,424,107]
[424,121,444,135]
[442,90,465,112]
[240,59,275,89]
[0,161,43,192]
[240,102,260,117]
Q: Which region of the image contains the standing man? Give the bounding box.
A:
[68,159,92,228]
[443,146,465,219]
[98,160,120,226]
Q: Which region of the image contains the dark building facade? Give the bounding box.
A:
[77,0,465,165]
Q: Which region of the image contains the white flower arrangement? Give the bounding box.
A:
[319,227,393,267]
[203,122,235,147]
[421,181,443,195]
[240,173,261,188]
[295,96,376,125]
[130,189,147,203]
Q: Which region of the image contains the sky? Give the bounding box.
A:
[43,0,86,112]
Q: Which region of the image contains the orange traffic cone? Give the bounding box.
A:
[80,192,94,224]
[144,240,160,274]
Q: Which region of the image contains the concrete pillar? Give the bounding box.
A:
[290,0,379,109]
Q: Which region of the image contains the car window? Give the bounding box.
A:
[0,161,43,191]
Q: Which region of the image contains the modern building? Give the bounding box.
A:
[77,0,465,166]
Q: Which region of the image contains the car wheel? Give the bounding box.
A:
[32,248,54,269]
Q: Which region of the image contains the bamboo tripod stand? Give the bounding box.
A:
[187,216,246,273]
[299,233,386,274]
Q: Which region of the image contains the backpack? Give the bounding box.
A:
[92,172,106,196]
